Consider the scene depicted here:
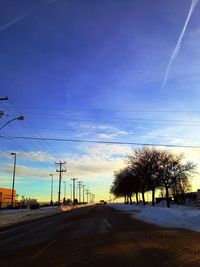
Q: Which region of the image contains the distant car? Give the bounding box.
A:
[30,203,40,209]
[73,199,78,205]
[100,200,107,204]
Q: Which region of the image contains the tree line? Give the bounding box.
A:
[110,147,196,207]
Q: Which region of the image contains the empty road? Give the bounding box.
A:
[0,204,200,267]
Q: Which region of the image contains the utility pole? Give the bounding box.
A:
[77,181,82,203]
[71,178,77,203]
[0,96,8,119]
[92,194,95,203]
[69,184,72,201]
[63,181,66,201]
[76,185,78,200]
[82,184,85,204]
[56,161,66,205]
[50,173,53,205]
[86,189,90,204]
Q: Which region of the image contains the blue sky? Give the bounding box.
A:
[0,0,200,202]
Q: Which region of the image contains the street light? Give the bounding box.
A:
[11,152,16,208]
[50,173,53,205]
[0,116,24,130]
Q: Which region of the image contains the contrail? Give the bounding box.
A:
[0,13,29,32]
[162,0,198,87]
[0,0,58,33]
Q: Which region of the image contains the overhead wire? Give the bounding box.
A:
[0,117,56,171]
[0,135,200,149]
[4,112,200,127]
[5,110,200,123]
[0,90,61,161]
[3,105,200,113]
[7,125,200,141]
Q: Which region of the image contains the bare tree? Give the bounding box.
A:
[128,147,163,206]
[156,152,195,207]
[112,147,196,208]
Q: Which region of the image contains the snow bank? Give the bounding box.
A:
[109,203,200,232]
[0,207,60,228]
[0,204,92,228]
[109,203,142,212]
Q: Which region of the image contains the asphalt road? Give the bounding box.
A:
[0,204,200,267]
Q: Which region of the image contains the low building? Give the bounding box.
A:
[0,187,16,208]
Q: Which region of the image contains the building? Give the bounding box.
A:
[0,187,16,208]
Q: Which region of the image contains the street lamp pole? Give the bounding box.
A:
[50,174,53,205]
[11,153,16,208]
[0,116,24,130]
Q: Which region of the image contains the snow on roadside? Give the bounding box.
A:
[0,205,90,228]
[0,207,60,228]
[109,203,200,232]
[108,203,142,212]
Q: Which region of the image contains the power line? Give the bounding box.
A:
[3,105,200,113]
[4,124,200,140]
[5,111,200,124]
[0,117,56,169]
[5,113,200,127]
[0,90,61,161]
[1,135,200,149]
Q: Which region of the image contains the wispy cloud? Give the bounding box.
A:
[0,150,55,162]
[162,0,198,87]
[68,122,130,139]
[0,0,58,33]
[0,163,49,179]
[0,13,28,32]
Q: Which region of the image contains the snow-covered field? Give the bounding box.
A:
[0,205,88,228]
[109,203,200,232]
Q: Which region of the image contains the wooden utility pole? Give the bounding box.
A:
[86,189,90,204]
[56,161,66,205]
[77,181,82,203]
[82,184,85,204]
[71,178,78,203]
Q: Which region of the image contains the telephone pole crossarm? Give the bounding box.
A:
[56,161,67,205]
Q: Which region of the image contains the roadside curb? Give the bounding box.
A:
[0,204,93,233]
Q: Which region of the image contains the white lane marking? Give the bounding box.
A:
[30,240,56,260]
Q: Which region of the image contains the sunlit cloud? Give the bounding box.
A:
[86,144,132,157]
[67,156,125,180]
